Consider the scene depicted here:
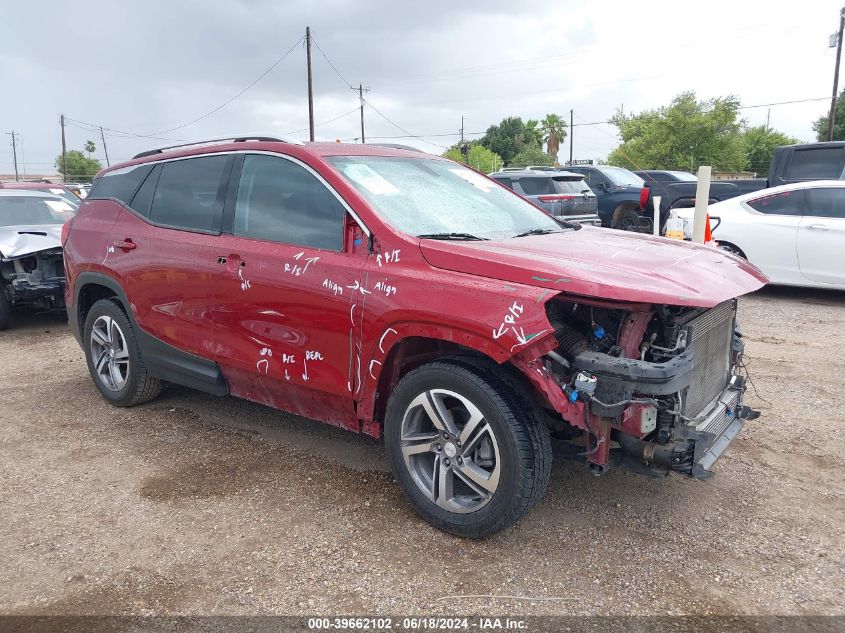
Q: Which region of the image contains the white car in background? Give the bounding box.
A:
[677,181,845,290]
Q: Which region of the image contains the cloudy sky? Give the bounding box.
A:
[1,0,842,175]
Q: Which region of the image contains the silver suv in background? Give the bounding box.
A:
[488,169,600,225]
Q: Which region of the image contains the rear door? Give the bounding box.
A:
[106,154,233,354]
[741,189,804,283]
[798,186,845,285]
[208,152,369,428]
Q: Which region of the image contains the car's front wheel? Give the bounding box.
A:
[83,298,162,406]
[384,360,551,538]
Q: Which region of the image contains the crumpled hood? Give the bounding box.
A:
[0,225,63,259]
[419,226,768,308]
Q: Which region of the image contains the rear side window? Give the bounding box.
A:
[787,148,845,180]
[746,189,804,215]
[128,164,161,218]
[805,187,845,218]
[87,164,153,204]
[233,154,346,250]
[149,156,231,232]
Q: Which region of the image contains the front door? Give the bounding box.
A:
[209,153,370,429]
[798,186,845,285]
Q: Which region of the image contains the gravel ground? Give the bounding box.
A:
[0,286,843,618]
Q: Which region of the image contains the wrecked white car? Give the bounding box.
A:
[0,190,75,329]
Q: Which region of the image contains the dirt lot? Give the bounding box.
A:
[0,287,843,618]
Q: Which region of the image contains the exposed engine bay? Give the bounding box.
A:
[1,247,66,313]
[525,297,760,479]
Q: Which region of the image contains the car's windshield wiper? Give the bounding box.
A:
[417,232,489,241]
[512,228,562,238]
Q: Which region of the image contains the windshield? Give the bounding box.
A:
[669,171,697,182]
[0,196,76,227]
[329,156,562,239]
[600,166,644,187]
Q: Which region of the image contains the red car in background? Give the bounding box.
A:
[62,137,766,537]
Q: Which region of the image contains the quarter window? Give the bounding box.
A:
[805,187,845,218]
[233,154,345,250]
[745,189,803,216]
[87,163,153,205]
[149,155,231,232]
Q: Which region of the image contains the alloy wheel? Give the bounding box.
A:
[89,315,130,392]
[399,389,501,514]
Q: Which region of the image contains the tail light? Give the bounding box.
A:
[61,216,73,245]
[538,194,576,202]
[639,187,649,209]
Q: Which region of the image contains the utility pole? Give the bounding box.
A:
[305,26,315,142]
[99,126,110,166]
[765,108,771,132]
[357,84,370,143]
[60,114,67,183]
[828,6,845,141]
[7,131,19,181]
[569,109,574,166]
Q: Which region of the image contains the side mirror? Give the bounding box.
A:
[596,182,608,192]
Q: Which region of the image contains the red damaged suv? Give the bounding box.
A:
[63,137,766,537]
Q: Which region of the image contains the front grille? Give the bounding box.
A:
[684,300,736,418]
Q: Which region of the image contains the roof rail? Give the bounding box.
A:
[132,136,293,159]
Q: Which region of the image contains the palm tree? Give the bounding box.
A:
[541,114,568,162]
[84,140,96,158]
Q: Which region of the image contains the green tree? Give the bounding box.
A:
[743,125,797,176]
[479,117,538,164]
[540,113,568,161]
[524,119,543,148]
[509,146,554,168]
[55,150,102,183]
[443,143,503,173]
[607,91,747,172]
[84,140,96,157]
[812,90,845,141]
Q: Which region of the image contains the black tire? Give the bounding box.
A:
[83,298,162,406]
[0,285,10,331]
[612,206,642,232]
[384,359,552,538]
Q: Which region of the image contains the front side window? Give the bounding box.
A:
[234,154,345,250]
[149,155,230,232]
[805,187,845,218]
[745,189,803,216]
[329,156,561,239]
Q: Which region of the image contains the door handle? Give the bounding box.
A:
[113,239,136,251]
[807,224,828,231]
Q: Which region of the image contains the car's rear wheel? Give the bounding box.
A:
[612,206,643,232]
[384,360,551,538]
[83,298,161,406]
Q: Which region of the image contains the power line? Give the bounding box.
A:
[310,32,355,89]
[65,36,304,141]
[362,99,450,149]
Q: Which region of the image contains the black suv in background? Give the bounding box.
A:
[561,164,649,231]
[488,169,600,225]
